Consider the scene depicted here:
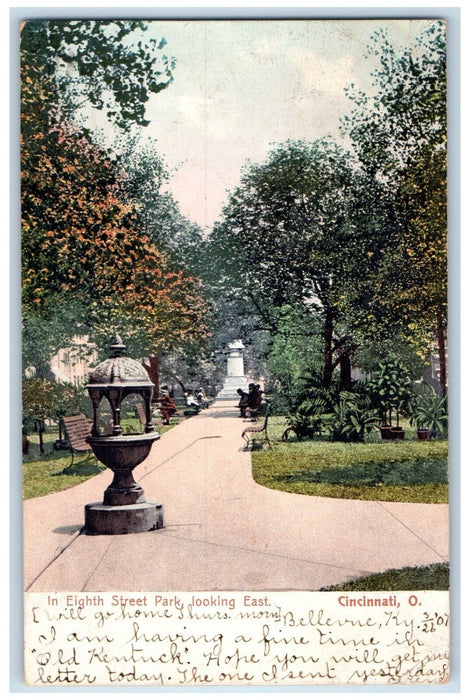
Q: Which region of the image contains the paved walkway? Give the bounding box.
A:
[24,401,449,592]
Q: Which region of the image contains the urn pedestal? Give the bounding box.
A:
[83,334,164,535]
[85,501,163,536]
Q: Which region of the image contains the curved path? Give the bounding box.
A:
[24,401,449,592]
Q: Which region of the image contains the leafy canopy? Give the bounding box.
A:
[21,20,174,132]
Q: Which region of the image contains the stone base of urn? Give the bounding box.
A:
[84,501,163,535]
[83,432,163,535]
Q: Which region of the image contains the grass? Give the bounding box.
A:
[24,413,449,504]
[251,416,448,503]
[320,562,449,591]
[23,453,105,500]
[22,418,178,500]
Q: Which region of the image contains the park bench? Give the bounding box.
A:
[135,402,164,429]
[241,402,271,450]
[195,390,211,409]
[62,414,93,467]
[135,401,184,428]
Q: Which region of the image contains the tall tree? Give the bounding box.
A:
[117,136,206,274]
[209,139,375,388]
[343,21,447,392]
[21,122,210,361]
[21,20,210,368]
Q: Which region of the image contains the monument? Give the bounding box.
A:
[216,339,250,400]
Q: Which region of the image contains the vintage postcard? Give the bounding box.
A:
[20,15,452,688]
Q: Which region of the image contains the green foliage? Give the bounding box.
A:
[283,385,380,444]
[23,453,104,500]
[279,369,375,443]
[368,356,413,426]
[21,21,211,372]
[342,21,447,375]
[252,425,448,503]
[271,457,447,487]
[22,378,57,427]
[410,388,448,436]
[210,138,357,311]
[22,305,91,377]
[208,138,375,387]
[208,126,443,391]
[116,135,208,275]
[353,341,426,380]
[321,390,380,443]
[265,306,323,405]
[343,22,446,176]
[21,20,174,133]
[23,421,176,498]
[283,397,329,440]
[275,351,429,444]
[22,378,90,432]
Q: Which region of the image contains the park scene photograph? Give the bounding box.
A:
[20,18,449,595]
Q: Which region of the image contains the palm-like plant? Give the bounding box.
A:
[321,391,380,443]
[410,393,448,437]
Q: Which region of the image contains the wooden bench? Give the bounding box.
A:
[241,403,271,450]
[135,401,183,428]
[62,414,93,467]
[195,391,211,409]
[135,402,163,429]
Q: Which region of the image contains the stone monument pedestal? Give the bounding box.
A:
[217,339,250,400]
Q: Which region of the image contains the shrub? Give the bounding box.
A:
[22,378,90,433]
[282,396,328,440]
[368,356,413,426]
[410,387,448,437]
[321,390,380,442]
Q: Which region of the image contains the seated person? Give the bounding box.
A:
[196,387,210,409]
[157,386,177,425]
[246,383,263,415]
[185,391,201,412]
[237,388,250,417]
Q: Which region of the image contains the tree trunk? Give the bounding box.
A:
[142,355,160,401]
[339,351,353,391]
[436,313,447,396]
[323,306,334,388]
[38,418,45,454]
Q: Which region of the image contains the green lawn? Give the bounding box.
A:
[320,562,449,591]
[252,416,448,503]
[23,453,105,500]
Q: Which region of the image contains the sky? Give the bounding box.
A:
[109,18,434,231]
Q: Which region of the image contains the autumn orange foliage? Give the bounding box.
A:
[21,33,209,357]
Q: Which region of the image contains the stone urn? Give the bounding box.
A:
[83,333,163,535]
